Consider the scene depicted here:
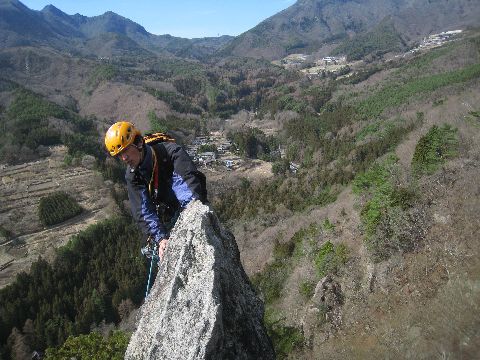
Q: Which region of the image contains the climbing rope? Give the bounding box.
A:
[142,242,159,298]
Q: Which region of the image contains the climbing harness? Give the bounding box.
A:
[142,240,159,298]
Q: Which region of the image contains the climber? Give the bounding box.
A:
[105,121,207,260]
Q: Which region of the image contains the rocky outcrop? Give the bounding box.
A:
[125,201,275,360]
[302,275,343,345]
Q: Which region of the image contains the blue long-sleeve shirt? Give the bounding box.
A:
[126,142,207,243]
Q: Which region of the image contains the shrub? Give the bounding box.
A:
[98,159,125,183]
[353,154,423,262]
[198,144,217,153]
[322,218,335,231]
[44,331,129,360]
[314,241,348,277]
[366,206,424,262]
[251,259,289,304]
[38,192,83,226]
[148,111,201,135]
[272,159,290,175]
[7,89,66,123]
[411,124,458,176]
[264,309,304,360]
[0,225,12,241]
[145,88,203,115]
[87,64,118,88]
[299,280,315,299]
[251,225,318,304]
[64,133,105,160]
[227,128,278,159]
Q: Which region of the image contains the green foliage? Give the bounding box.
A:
[146,87,203,115]
[469,110,480,118]
[331,20,405,61]
[173,76,204,97]
[285,38,308,53]
[277,94,308,113]
[411,124,458,176]
[0,218,147,352]
[314,241,348,277]
[342,65,382,85]
[265,311,304,360]
[216,173,338,221]
[401,45,454,73]
[353,154,420,262]
[1,88,99,164]
[63,132,104,161]
[356,122,381,141]
[6,89,67,123]
[227,128,278,160]
[272,159,290,175]
[251,258,289,305]
[38,192,83,226]
[45,331,129,360]
[302,84,333,112]
[0,225,12,241]
[198,144,218,153]
[298,280,315,299]
[98,159,126,184]
[352,154,398,235]
[284,107,355,152]
[87,65,118,89]
[357,63,480,119]
[352,153,397,195]
[147,58,205,79]
[4,89,64,151]
[148,111,201,136]
[252,225,317,305]
[217,103,415,223]
[322,218,335,231]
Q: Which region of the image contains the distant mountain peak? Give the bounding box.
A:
[0,0,231,60]
[222,0,480,60]
[41,4,69,17]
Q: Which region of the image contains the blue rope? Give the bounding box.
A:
[145,245,159,298]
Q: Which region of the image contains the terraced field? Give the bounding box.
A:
[0,146,117,288]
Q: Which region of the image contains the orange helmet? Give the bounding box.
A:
[104,121,141,156]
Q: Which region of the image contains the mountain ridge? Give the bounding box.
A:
[222,0,480,60]
[0,0,233,59]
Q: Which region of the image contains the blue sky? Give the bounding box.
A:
[21,0,297,38]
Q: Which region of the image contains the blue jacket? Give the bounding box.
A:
[126,142,207,243]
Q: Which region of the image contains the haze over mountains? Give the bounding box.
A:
[1,0,480,61]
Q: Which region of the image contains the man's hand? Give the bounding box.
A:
[158,239,168,260]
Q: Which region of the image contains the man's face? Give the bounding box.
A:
[119,145,142,168]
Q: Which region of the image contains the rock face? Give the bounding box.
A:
[302,275,344,345]
[125,201,275,360]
